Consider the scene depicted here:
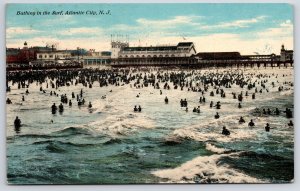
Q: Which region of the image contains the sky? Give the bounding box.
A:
[6,3,293,55]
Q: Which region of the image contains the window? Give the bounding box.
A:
[39,55,42,58]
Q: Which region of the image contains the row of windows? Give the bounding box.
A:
[37,54,69,59]
[119,54,183,58]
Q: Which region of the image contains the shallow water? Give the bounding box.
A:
[6,67,294,184]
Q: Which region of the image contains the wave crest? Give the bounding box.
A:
[152,153,264,183]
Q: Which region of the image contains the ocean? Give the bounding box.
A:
[6,67,294,184]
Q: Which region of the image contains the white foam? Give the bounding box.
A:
[92,99,113,113]
[205,143,227,154]
[88,112,155,137]
[152,153,265,183]
[280,90,293,96]
[171,122,258,143]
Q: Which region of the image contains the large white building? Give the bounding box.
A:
[111,41,197,65]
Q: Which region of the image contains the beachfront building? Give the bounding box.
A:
[111,41,197,66]
[36,50,71,61]
[6,41,59,69]
[192,44,293,68]
[83,49,111,66]
[195,52,242,61]
[6,42,44,65]
[31,49,75,68]
[280,44,293,62]
[111,41,129,59]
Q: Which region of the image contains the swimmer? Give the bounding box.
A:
[215,112,220,119]
[265,123,270,132]
[248,119,255,127]
[288,120,293,127]
[239,116,245,123]
[14,116,21,128]
[222,126,230,136]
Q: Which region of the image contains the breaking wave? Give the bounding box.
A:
[152,152,265,183]
[205,143,228,154]
[87,112,155,137]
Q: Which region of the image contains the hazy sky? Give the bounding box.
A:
[6,3,293,54]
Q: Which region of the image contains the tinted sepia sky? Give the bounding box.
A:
[6,3,293,54]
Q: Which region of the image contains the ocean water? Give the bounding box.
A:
[6,67,294,184]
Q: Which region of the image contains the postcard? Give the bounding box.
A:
[6,3,294,184]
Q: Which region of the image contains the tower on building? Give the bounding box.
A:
[111,34,129,59]
[23,41,28,49]
[280,44,286,62]
[280,44,293,62]
[281,44,285,51]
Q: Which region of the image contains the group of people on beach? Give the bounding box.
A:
[7,67,293,135]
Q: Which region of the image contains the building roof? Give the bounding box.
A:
[6,48,20,55]
[36,50,71,54]
[123,46,178,52]
[196,52,241,60]
[122,42,194,52]
[101,51,111,56]
[177,42,193,47]
[285,50,293,53]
